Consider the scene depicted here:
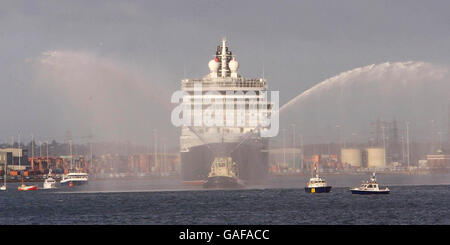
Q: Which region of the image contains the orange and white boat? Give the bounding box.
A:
[17,177,38,191]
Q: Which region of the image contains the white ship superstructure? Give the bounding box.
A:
[180,39,272,183]
[60,172,88,187]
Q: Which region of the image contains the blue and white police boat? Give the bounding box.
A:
[305,165,332,193]
[350,173,390,195]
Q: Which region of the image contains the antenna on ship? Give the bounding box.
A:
[220,37,227,78]
[262,61,265,80]
[262,43,265,80]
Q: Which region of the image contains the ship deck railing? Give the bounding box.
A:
[182,78,267,89]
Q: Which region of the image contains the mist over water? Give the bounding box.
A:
[280,61,450,142]
[30,50,177,144]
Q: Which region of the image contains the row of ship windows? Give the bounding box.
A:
[192,128,256,134]
[184,91,267,95]
[183,105,273,110]
[182,81,266,87]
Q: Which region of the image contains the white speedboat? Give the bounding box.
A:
[350,173,390,195]
[43,170,57,189]
[60,171,88,187]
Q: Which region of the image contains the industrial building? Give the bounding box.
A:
[0,148,29,171]
[0,151,11,171]
[341,148,362,167]
[268,148,302,173]
[426,150,450,169]
[341,147,386,169]
[365,148,386,168]
[127,152,180,176]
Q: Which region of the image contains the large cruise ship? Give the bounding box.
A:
[179,38,272,185]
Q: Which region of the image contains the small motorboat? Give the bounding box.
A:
[305,163,332,193]
[43,170,57,189]
[350,173,390,195]
[17,177,38,191]
[18,185,38,191]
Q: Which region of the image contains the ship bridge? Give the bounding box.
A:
[181,38,267,91]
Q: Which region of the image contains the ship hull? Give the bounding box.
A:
[181,142,268,184]
[350,189,390,195]
[18,185,38,191]
[183,180,206,186]
[304,186,332,193]
[60,180,88,187]
[203,176,243,189]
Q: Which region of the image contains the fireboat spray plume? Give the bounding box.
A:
[278,61,450,142]
[29,50,175,144]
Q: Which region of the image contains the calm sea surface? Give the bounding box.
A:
[1,173,450,224]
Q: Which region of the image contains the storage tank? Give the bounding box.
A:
[341,148,362,167]
[366,148,386,168]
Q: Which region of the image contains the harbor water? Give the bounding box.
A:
[1,174,450,225]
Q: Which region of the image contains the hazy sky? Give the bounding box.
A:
[0,0,449,145]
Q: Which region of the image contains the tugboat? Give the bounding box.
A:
[305,163,332,193]
[350,173,390,195]
[203,157,243,189]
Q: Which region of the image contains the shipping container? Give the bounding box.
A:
[54,169,64,174]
